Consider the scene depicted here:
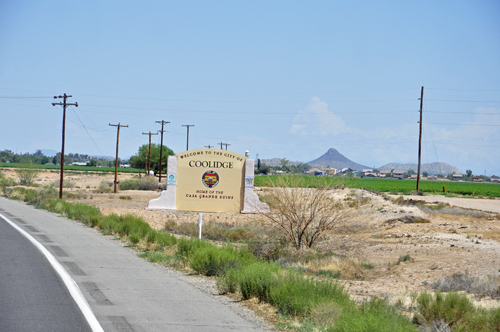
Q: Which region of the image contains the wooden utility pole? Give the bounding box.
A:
[142,131,158,176]
[155,120,170,183]
[109,123,128,193]
[52,94,78,199]
[205,145,213,148]
[219,142,224,149]
[416,86,424,191]
[182,125,194,151]
[223,143,231,150]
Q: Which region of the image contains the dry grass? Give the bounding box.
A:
[303,255,366,279]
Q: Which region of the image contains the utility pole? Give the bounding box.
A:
[155,120,170,183]
[182,125,194,151]
[109,123,129,193]
[205,145,213,149]
[223,143,231,150]
[52,93,78,199]
[142,131,158,176]
[219,142,224,149]
[416,86,424,191]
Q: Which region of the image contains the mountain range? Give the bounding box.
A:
[308,148,369,171]
[263,148,464,175]
[378,162,463,175]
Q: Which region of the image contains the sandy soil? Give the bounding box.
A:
[4,168,500,308]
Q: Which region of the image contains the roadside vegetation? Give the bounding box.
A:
[2,176,499,331]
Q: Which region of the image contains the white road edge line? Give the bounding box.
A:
[0,213,104,332]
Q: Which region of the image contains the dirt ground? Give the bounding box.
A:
[4,168,500,308]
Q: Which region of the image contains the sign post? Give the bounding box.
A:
[198,213,203,239]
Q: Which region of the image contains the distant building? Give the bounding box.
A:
[379,170,391,177]
[337,167,354,176]
[452,174,463,181]
[307,167,323,174]
[472,176,483,182]
[491,178,500,183]
[363,172,378,178]
[392,170,404,179]
[325,168,337,176]
[362,169,373,177]
[427,175,438,181]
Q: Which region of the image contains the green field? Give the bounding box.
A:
[0,163,144,173]
[255,175,500,198]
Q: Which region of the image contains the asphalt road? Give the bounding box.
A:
[0,213,92,332]
[0,197,265,332]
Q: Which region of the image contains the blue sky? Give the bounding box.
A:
[1,1,499,175]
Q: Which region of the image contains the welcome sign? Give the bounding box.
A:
[175,149,246,213]
[146,148,269,214]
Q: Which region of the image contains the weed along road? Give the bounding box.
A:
[0,197,265,332]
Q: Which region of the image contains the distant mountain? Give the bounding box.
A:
[308,148,369,171]
[260,158,304,167]
[378,162,463,175]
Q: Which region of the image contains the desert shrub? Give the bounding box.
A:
[0,173,17,187]
[188,244,255,276]
[387,216,430,224]
[97,180,113,193]
[155,231,177,248]
[61,179,76,188]
[432,272,500,298]
[138,252,169,263]
[98,214,120,235]
[258,175,356,249]
[331,298,418,332]
[397,254,413,264]
[165,221,255,242]
[119,178,140,190]
[115,214,150,238]
[413,292,474,329]
[247,237,287,262]
[119,195,132,200]
[159,181,166,190]
[10,187,38,203]
[268,269,350,316]
[138,176,159,191]
[95,213,149,240]
[48,199,101,227]
[315,270,341,278]
[235,261,282,301]
[16,165,39,186]
[176,238,214,259]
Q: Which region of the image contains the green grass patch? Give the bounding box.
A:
[255,175,500,197]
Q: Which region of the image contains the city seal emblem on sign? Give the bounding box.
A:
[202,170,219,188]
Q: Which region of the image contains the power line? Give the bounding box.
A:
[70,108,105,157]
[427,122,500,127]
[427,99,500,103]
